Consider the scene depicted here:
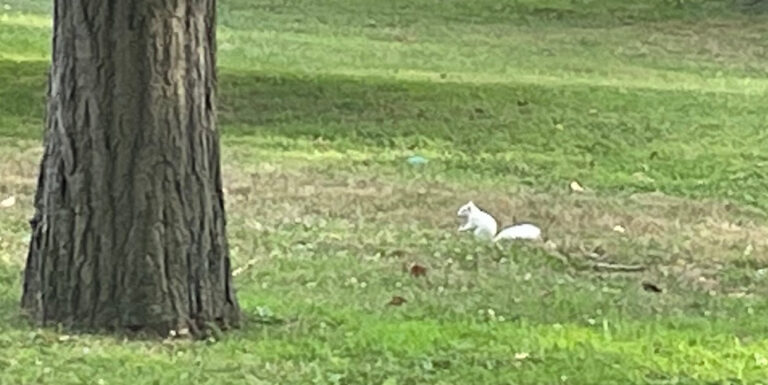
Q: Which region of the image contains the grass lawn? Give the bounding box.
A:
[2,0,768,383]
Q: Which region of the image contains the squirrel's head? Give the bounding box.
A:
[457,201,477,217]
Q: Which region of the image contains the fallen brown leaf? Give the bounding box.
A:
[641,281,663,293]
[387,296,407,306]
[410,264,428,278]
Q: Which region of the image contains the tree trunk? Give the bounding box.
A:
[21,0,240,336]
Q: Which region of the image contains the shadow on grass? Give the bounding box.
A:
[216,66,744,155]
[0,60,47,141]
[3,58,768,207]
[1,58,741,149]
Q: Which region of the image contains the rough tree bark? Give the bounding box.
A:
[21,0,240,336]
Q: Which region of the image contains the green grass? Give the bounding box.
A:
[3,0,768,383]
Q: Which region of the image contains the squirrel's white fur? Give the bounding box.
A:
[457,201,498,240]
[457,201,542,242]
[494,223,542,241]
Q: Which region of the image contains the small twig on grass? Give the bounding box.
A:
[549,245,646,273]
[590,262,646,272]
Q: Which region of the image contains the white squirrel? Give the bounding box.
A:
[456,201,542,242]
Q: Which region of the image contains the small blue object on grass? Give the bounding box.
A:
[406,155,428,165]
